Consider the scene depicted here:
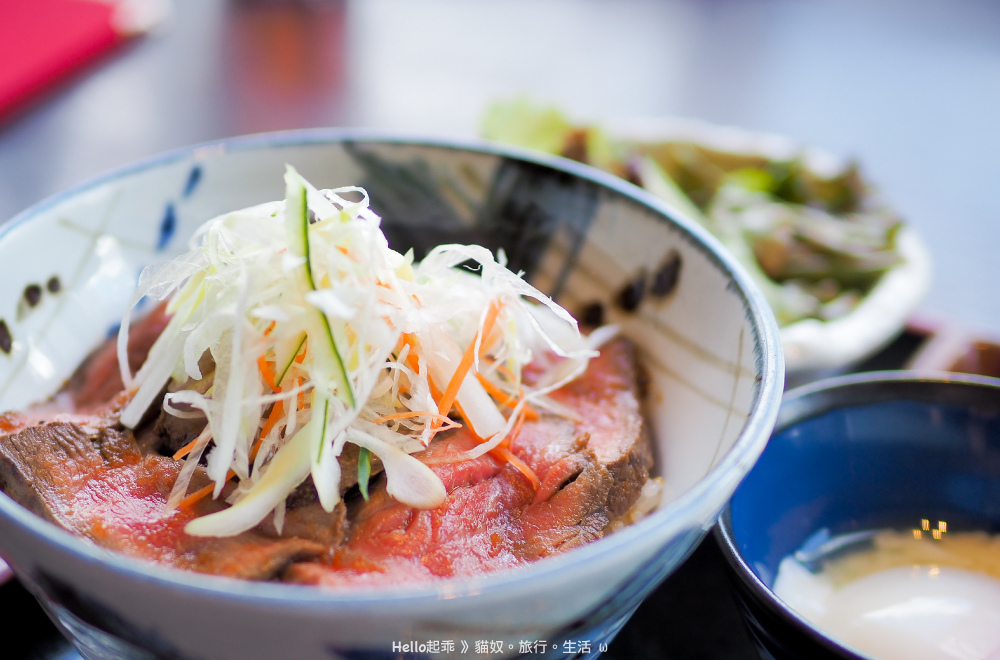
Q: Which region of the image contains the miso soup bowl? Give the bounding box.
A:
[717,372,1000,660]
[0,131,783,660]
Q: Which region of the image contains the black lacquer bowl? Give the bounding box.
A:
[718,372,1000,660]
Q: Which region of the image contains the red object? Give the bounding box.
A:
[0,0,125,123]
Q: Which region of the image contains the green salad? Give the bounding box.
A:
[483,100,904,326]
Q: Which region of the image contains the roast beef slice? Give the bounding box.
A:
[0,422,134,532]
[0,420,340,581]
[287,337,653,585]
[513,337,653,528]
[68,304,170,412]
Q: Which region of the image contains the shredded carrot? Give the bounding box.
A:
[172,437,199,461]
[477,357,540,421]
[451,398,537,489]
[294,345,306,364]
[178,405,280,509]
[179,484,212,508]
[296,377,306,410]
[371,410,457,427]
[480,358,539,411]
[181,300,539,509]
[436,300,501,418]
[418,400,465,444]
[180,424,274,509]
[493,446,540,490]
[258,355,279,393]
[474,373,540,420]
[451,399,471,431]
[509,405,528,444]
[249,436,265,463]
[384,337,415,398]
[481,356,519,382]
[260,400,284,439]
[263,320,277,336]
[399,334,421,373]
[179,469,235,508]
[474,372,517,408]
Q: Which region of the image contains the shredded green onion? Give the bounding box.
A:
[358,447,372,502]
[117,166,607,538]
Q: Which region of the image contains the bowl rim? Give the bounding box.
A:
[716,370,1000,659]
[775,370,1000,433]
[716,506,872,660]
[0,127,784,608]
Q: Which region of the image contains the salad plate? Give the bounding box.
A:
[484,105,932,375]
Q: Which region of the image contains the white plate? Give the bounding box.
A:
[606,116,932,374]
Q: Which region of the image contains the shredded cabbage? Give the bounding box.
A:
[118,166,605,538]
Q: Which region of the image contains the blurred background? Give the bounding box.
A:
[1,0,999,657]
[2,0,999,330]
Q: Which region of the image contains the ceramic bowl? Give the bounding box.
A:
[0,130,783,660]
[607,116,932,376]
[716,372,1000,660]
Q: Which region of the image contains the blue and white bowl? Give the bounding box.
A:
[0,131,783,660]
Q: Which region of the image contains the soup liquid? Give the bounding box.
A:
[773,530,1000,660]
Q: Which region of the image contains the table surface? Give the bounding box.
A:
[2,1,999,657]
